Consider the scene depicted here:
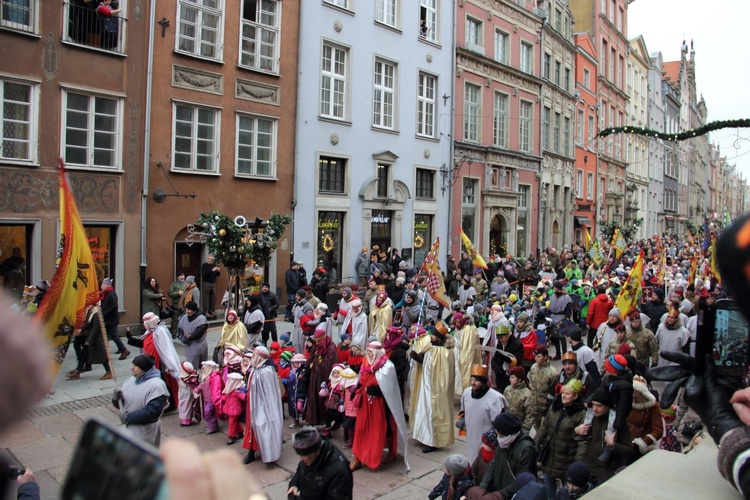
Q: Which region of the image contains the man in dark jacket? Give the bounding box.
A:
[354,247,370,287]
[200,255,220,319]
[259,282,279,343]
[491,328,524,393]
[642,288,667,333]
[458,252,473,279]
[288,427,352,500]
[466,413,537,500]
[579,387,632,482]
[100,278,129,359]
[285,262,302,321]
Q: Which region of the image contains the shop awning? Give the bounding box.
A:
[574,216,591,225]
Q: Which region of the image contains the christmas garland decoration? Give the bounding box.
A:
[413,235,424,249]
[595,118,750,141]
[322,234,335,252]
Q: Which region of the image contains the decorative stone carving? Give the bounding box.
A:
[172,66,223,95]
[485,150,540,171]
[0,171,118,214]
[125,101,140,215]
[43,33,57,81]
[70,174,119,214]
[334,20,343,32]
[235,79,280,105]
[426,52,433,63]
[134,0,142,21]
[423,149,430,159]
[457,53,541,95]
[330,133,339,146]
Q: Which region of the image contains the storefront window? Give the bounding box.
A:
[413,214,432,268]
[370,209,392,256]
[516,210,527,257]
[317,211,344,283]
[0,224,31,292]
[85,225,115,286]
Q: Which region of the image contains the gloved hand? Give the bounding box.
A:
[112,390,124,408]
[296,400,304,413]
[648,352,742,444]
[455,416,466,431]
[633,437,649,455]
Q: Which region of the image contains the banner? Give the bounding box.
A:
[710,236,721,284]
[36,160,100,377]
[459,228,488,270]
[611,227,626,259]
[423,237,451,309]
[583,225,593,252]
[615,250,644,318]
[588,239,605,267]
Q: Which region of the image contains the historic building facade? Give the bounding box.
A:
[625,35,649,239]
[451,0,543,259]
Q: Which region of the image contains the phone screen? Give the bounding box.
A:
[62,417,165,500]
[713,303,750,377]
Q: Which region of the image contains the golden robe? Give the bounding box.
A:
[407,333,432,425]
[219,321,248,350]
[369,303,392,343]
[454,324,481,396]
[412,345,455,448]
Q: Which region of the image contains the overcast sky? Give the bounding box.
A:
[628,0,750,180]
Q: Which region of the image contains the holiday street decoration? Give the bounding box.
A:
[595,119,750,142]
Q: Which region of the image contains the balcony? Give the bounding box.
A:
[1,0,38,34]
[63,1,126,55]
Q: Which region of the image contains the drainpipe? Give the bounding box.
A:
[140,0,156,314]
[446,0,457,258]
[536,14,547,258]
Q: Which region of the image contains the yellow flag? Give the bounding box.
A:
[687,253,698,285]
[615,250,644,318]
[611,227,627,259]
[583,225,593,252]
[423,237,451,309]
[460,228,488,270]
[710,236,721,284]
[36,160,100,377]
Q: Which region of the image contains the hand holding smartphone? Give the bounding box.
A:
[696,298,750,378]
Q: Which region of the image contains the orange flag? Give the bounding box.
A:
[36,160,100,377]
[423,237,451,309]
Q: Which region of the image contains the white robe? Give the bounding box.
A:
[152,324,180,375]
[460,386,507,464]
[249,363,284,462]
[341,310,368,351]
[375,360,410,472]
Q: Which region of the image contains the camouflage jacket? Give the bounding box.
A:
[601,338,636,374]
[503,382,535,431]
[528,362,557,410]
[627,327,659,366]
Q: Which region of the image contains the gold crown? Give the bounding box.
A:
[434,321,449,336]
[470,364,489,378]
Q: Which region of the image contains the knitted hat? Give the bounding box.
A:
[565,461,591,489]
[132,354,155,372]
[493,413,522,436]
[608,307,621,319]
[561,351,577,364]
[516,312,529,324]
[185,275,195,284]
[509,366,526,383]
[481,428,499,451]
[568,326,582,342]
[279,332,291,343]
[291,353,307,364]
[590,386,613,407]
[292,426,323,456]
[280,351,293,362]
[444,454,470,476]
[605,354,628,375]
[184,300,198,311]
[340,333,350,341]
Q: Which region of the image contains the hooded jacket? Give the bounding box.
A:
[534,397,587,479]
[627,380,663,454]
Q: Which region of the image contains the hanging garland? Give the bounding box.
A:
[595,118,750,141]
[322,234,334,252]
[413,235,424,249]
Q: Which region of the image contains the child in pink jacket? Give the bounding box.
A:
[221,372,246,445]
[197,361,223,434]
[341,367,359,448]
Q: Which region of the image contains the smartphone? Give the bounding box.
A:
[62,417,166,500]
[697,299,749,378]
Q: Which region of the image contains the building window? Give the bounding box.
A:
[415,168,434,199]
[317,211,344,283]
[554,8,562,32]
[493,92,508,148]
[542,106,550,151]
[583,68,590,88]
[320,42,348,120]
[563,117,571,156]
[235,113,276,178]
[618,7,623,31]
[553,112,561,153]
[587,172,594,199]
[376,163,390,198]
[554,61,561,86]
[413,214,433,268]
[318,156,346,194]
[618,56,624,88]
[63,0,127,54]
[601,40,607,74]
[1,78,37,163]
[2,0,37,34]
[239,0,280,74]
[85,225,117,286]
[543,53,551,79]
[324,0,348,8]
[564,68,570,92]
[463,83,480,142]
[419,0,437,43]
[576,169,583,196]
[373,59,396,130]
[0,224,32,285]
[417,72,436,138]
[517,185,529,256]
[465,16,482,54]
[520,41,533,74]
[176,0,223,60]
[375,0,398,28]
[462,178,478,242]
[588,114,595,144]
[609,48,615,81]
[172,103,219,173]
[462,177,476,204]
[600,0,606,15]
[519,101,532,153]
[62,90,122,170]
[494,30,508,64]
[576,109,584,144]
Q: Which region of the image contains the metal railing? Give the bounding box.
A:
[63,1,126,55]
[0,0,38,34]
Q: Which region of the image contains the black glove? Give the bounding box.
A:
[648,352,743,444]
[112,390,124,408]
[410,351,424,363]
[366,385,383,397]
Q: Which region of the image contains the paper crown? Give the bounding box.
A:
[470,364,489,379]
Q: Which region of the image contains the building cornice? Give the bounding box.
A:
[457,47,544,93]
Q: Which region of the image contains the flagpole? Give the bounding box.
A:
[96,307,121,409]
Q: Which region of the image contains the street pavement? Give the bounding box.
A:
[0,319,483,500]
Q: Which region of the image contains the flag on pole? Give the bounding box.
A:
[36,159,100,377]
[687,253,698,285]
[710,236,721,284]
[611,227,627,259]
[460,228,488,270]
[588,239,605,267]
[615,250,644,318]
[423,237,452,309]
[583,225,593,252]
[685,226,695,247]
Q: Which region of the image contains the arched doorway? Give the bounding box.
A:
[552,220,561,249]
[489,214,507,257]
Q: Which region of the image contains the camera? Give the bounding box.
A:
[7,466,25,479]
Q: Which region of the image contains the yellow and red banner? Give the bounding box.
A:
[459,228,488,270]
[36,159,100,376]
[615,250,644,318]
[422,237,452,309]
[583,225,593,252]
[687,253,698,285]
